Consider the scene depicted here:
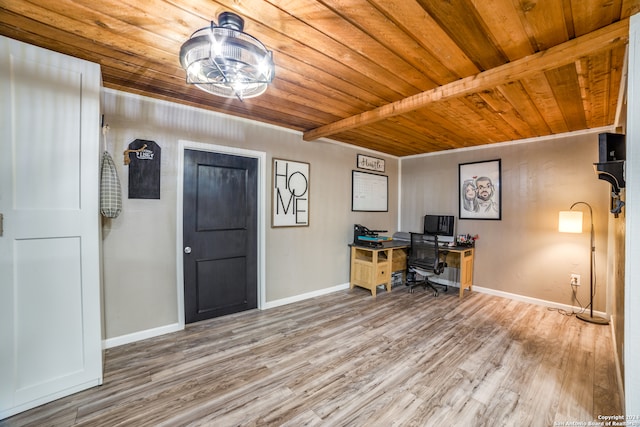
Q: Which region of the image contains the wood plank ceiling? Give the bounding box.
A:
[1,0,638,156]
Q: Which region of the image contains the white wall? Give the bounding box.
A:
[625,12,640,415]
[400,131,612,310]
[100,89,399,341]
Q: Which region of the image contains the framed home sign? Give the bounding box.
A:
[459,159,502,220]
[272,158,310,227]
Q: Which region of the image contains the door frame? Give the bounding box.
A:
[176,140,266,328]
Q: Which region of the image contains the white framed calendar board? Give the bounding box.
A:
[352,170,388,212]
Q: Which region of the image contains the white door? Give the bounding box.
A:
[0,36,102,419]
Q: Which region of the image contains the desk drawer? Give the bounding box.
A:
[352,261,390,283]
[377,265,390,283]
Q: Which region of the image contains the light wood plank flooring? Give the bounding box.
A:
[1,287,622,426]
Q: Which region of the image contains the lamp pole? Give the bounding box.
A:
[571,202,609,325]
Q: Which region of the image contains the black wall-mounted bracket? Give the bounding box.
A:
[593,132,627,196]
[593,160,625,195]
[595,132,626,216]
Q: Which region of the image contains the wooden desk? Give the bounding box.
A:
[440,246,474,298]
[349,242,475,299]
[349,242,407,297]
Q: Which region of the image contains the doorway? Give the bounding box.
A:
[178,141,265,325]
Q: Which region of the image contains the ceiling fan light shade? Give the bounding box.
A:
[179,12,275,100]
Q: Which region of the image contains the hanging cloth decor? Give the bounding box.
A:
[99,125,123,218]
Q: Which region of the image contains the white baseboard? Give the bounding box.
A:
[609,315,626,414]
[103,322,183,349]
[262,283,350,310]
[103,282,610,349]
[472,285,609,319]
[103,284,351,349]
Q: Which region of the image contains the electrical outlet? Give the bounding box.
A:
[570,274,581,286]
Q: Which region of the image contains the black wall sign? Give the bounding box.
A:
[127,139,161,199]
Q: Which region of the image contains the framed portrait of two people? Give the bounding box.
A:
[459,159,502,220]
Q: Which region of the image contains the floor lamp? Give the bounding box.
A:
[558,201,609,325]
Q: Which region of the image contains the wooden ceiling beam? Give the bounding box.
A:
[303,18,629,142]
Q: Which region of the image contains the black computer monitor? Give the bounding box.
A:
[424,214,455,237]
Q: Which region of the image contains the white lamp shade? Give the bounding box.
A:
[558,210,583,233]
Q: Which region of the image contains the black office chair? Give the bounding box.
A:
[406,232,448,296]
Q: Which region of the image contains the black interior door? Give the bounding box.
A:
[183,149,258,324]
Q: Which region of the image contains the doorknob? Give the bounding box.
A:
[184,246,192,254]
